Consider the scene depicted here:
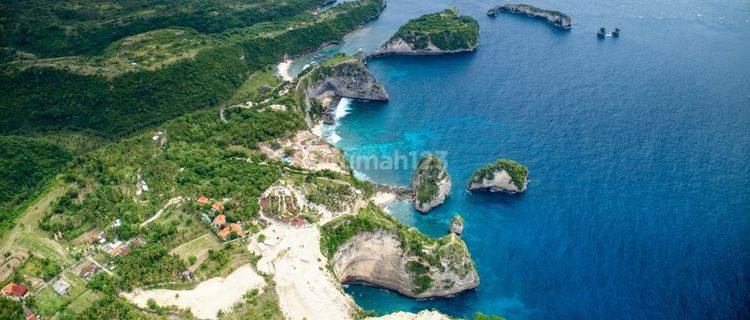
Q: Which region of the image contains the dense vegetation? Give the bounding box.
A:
[0,0,330,58]
[0,0,385,137]
[389,8,479,51]
[0,136,72,238]
[116,244,186,289]
[412,154,448,206]
[471,159,528,189]
[0,298,24,320]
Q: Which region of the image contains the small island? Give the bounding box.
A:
[321,204,480,299]
[372,8,479,57]
[412,154,451,213]
[487,4,571,30]
[468,159,529,194]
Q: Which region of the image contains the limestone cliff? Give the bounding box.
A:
[487,4,571,30]
[320,204,479,299]
[299,54,388,126]
[411,155,451,213]
[372,9,479,57]
[449,215,464,235]
[305,54,388,102]
[468,159,529,194]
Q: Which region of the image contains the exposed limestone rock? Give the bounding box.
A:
[487,4,571,30]
[411,155,451,213]
[468,159,529,194]
[321,205,479,299]
[306,55,388,102]
[368,310,452,320]
[299,54,388,126]
[372,9,479,57]
[449,215,464,235]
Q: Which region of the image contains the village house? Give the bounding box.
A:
[217,227,232,240]
[213,214,227,228]
[211,202,224,213]
[196,196,210,205]
[2,283,28,300]
[53,279,71,295]
[217,223,245,240]
[80,264,100,280]
[23,306,37,320]
[229,223,245,237]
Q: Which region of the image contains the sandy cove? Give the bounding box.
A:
[251,223,358,320]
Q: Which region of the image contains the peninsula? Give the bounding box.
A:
[321,204,480,299]
[468,159,529,194]
[487,4,571,30]
[298,53,388,125]
[373,8,479,57]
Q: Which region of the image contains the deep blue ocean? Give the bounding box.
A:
[291,0,750,318]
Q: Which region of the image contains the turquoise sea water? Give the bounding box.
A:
[294,0,750,318]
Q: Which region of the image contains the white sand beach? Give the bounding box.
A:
[277,59,294,81]
[253,223,357,320]
[122,264,264,319]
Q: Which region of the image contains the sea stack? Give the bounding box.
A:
[597,27,607,38]
[468,159,529,194]
[412,154,451,213]
[449,215,464,235]
[487,4,572,30]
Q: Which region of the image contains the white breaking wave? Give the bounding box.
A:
[317,98,352,145]
[333,97,352,119]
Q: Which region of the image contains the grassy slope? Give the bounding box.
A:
[0,0,329,58]
[0,136,73,239]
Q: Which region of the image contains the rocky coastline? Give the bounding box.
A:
[321,204,479,299]
[487,4,571,30]
[300,53,388,126]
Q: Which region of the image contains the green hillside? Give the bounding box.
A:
[0,136,73,238]
[0,0,384,137]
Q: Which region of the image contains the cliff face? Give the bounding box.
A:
[411,155,451,213]
[330,230,479,299]
[320,204,479,299]
[468,159,529,194]
[306,57,388,102]
[374,37,475,57]
[468,169,527,193]
[487,4,571,29]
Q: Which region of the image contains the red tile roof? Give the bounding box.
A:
[197,196,210,205]
[213,214,226,226]
[211,202,224,212]
[23,306,36,320]
[229,223,245,236]
[217,227,232,239]
[3,283,28,297]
